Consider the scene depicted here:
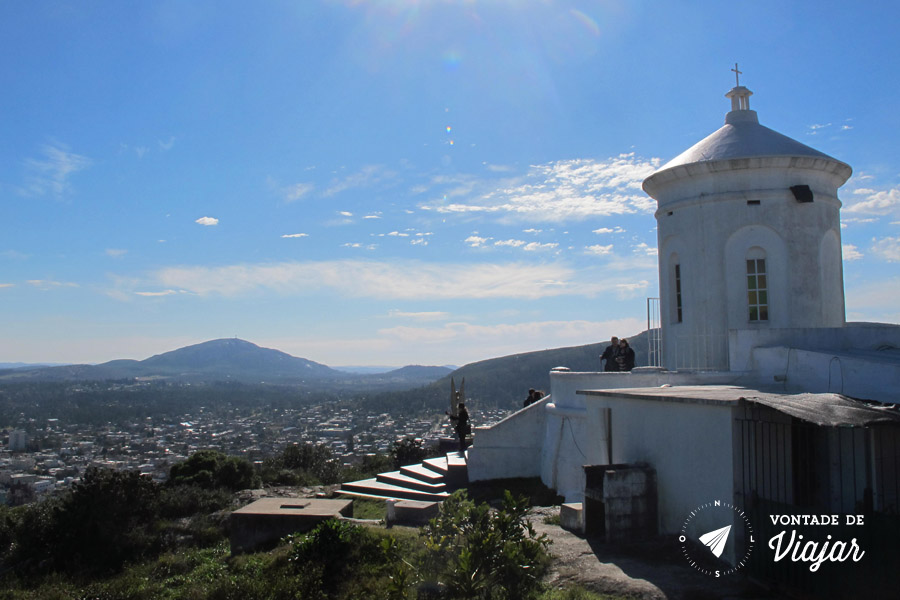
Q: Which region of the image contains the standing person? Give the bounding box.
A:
[601,336,620,372]
[616,338,636,372]
[446,402,470,453]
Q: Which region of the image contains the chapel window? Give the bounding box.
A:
[747,256,768,322]
[674,263,683,323]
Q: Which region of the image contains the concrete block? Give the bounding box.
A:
[387,499,439,526]
[230,498,353,555]
[560,502,584,534]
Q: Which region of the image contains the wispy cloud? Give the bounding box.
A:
[282,233,309,239]
[283,183,314,203]
[26,279,79,290]
[871,237,900,262]
[585,244,613,256]
[141,260,579,300]
[195,216,219,226]
[843,244,863,260]
[592,226,625,234]
[387,310,450,321]
[22,142,91,198]
[324,165,396,197]
[845,188,900,216]
[135,290,179,297]
[421,154,659,222]
[0,283,14,289]
[105,248,128,258]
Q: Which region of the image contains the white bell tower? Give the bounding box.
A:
[642,69,852,371]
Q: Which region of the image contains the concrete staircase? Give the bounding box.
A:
[339,451,468,502]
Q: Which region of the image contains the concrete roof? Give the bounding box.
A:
[578,385,900,427]
[232,497,352,516]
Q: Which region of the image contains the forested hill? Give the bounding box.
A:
[361,330,654,415]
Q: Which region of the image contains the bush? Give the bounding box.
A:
[169,450,259,491]
[9,467,162,576]
[259,443,343,486]
[422,490,552,600]
[390,437,432,469]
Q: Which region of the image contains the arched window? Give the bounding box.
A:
[746,247,768,322]
[669,253,682,323]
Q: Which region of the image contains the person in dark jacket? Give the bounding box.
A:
[446,402,470,453]
[616,338,636,372]
[601,336,620,371]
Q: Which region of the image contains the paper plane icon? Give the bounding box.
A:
[699,525,731,558]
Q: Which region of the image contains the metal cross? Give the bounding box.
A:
[731,63,742,87]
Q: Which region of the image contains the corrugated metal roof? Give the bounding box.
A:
[741,393,900,427]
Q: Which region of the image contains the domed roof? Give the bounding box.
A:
[659,109,834,170]
[643,84,851,195]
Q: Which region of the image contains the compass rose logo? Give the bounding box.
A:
[680,500,754,577]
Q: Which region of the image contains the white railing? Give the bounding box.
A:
[646,298,663,367]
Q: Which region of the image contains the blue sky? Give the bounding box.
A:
[2,0,898,367]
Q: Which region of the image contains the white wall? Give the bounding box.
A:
[466,396,548,481]
[581,393,736,537]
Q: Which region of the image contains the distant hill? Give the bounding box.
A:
[0,339,453,391]
[361,330,655,414]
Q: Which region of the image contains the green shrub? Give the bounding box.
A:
[169,450,259,491]
[422,490,551,600]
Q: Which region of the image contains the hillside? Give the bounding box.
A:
[361,330,654,415]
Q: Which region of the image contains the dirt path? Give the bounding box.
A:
[528,507,773,600]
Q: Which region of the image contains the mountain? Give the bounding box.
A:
[0,339,341,384]
[354,330,655,416]
[0,339,454,390]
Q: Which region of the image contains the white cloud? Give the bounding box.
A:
[282,233,309,239]
[388,231,410,237]
[339,211,353,217]
[592,226,625,234]
[375,316,648,358]
[634,242,657,256]
[495,239,526,248]
[523,242,558,251]
[145,260,580,300]
[845,277,900,323]
[387,310,450,321]
[23,142,92,197]
[364,214,382,220]
[615,281,649,297]
[410,238,428,246]
[284,183,314,203]
[135,290,179,297]
[585,244,613,256]
[324,165,396,197]
[0,283,14,289]
[27,279,78,290]
[195,216,219,226]
[807,123,832,134]
[105,248,128,258]
[422,154,659,223]
[465,235,490,247]
[871,237,900,262]
[845,188,900,215]
[842,244,863,260]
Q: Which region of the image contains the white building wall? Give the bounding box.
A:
[581,393,736,537]
[653,162,847,371]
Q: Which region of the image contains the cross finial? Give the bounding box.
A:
[731,63,742,87]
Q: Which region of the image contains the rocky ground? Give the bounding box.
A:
[528,507,776,600]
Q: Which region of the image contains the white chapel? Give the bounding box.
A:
[341,76,900,579]
[465,75,900,549]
